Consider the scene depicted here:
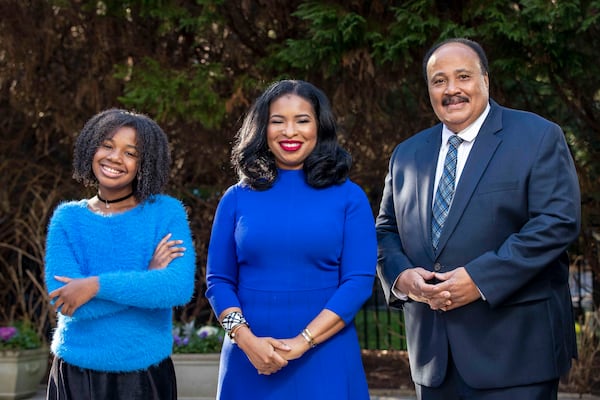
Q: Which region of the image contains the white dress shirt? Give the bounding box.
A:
[391,103,491,301]
[432,103,491,202]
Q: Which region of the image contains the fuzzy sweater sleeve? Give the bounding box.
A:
[94,198,196,308]
[45,203,129,320]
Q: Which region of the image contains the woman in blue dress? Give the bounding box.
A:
[206,80,377,399]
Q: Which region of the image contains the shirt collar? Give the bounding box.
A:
[441,102,491,144]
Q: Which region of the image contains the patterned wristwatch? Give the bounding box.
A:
[221,311,248,340]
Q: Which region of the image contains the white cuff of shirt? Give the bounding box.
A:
[391,275,409,301]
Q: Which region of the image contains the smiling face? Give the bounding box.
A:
[266,94,318,170]
[92,126,139,198]
[426,42,490,133]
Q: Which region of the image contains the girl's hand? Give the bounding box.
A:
[148,233,186,270]
[49,276,99,316]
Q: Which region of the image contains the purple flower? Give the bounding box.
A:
[0,326,17,341]
[196,326,219,338]
[173,334,183,346]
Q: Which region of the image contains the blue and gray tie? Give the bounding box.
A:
[432,135,463,250]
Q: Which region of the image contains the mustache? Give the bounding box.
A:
[442,95,469,106]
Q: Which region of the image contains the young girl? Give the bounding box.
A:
[44,109,196,399]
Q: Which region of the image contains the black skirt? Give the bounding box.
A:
[46,356,177,400]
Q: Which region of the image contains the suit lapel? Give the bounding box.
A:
[435,102,504,254]
[416,126,442,260]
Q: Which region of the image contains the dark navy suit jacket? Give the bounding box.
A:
[376,100,580,389]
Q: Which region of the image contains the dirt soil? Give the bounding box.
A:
[362,349,599,395]
[362,350,414,391]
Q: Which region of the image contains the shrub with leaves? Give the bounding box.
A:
[172,321,224,354]
[0,321,43,351]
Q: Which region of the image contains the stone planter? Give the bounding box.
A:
[172,352,220,400]
[0,347,49,400]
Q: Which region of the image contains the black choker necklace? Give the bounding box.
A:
[97,192,134,208]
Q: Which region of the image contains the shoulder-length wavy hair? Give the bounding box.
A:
[72,109,171,203]
[231,79,351,190]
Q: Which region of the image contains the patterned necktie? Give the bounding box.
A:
[432,135,463,250]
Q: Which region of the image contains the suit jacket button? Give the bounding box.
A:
[434,262,442,272]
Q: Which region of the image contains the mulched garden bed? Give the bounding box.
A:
[362,349,600,396]
[362,349,413,391]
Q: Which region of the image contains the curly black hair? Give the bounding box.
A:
[231,79,351,190]
[72,109,171,203]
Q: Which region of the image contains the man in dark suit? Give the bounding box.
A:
[376,37,581,399]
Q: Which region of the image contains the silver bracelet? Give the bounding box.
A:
[301,328,317,348]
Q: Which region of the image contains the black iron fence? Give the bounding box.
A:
[570,255,595,322]
[356,279,407,350]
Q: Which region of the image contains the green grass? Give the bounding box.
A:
[355,307,407,350]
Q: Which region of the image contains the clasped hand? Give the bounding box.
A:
[396,267,481,311]
[235,333,290,375]
[235,329,311,375]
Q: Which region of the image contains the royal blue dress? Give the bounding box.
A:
[206,169,377,399]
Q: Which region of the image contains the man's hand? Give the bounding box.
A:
[395,267,452,310]
[433,267,481,311]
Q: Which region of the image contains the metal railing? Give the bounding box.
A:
[356,279,407,350]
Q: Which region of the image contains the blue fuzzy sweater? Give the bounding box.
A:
[44,194,196,372]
